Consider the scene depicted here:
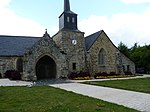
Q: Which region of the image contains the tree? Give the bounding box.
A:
[118,42,130,57]
[118,42,150,73]
[130,42,139,52]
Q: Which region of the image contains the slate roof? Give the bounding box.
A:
[85,30,102,50]
[0,35,41,56]
[0,30,102,56]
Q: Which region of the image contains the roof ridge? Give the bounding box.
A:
[0,35,41,38]
[85,30,103,51]
[85,30,102,38]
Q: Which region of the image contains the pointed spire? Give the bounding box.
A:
[64,0,70,11]
[59,0,78,30]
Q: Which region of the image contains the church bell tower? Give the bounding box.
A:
[53,0,86,73]
[59,0,78,30]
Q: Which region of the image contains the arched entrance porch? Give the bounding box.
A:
[36,55,56,80]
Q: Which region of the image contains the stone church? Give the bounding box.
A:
[0,0,135,80]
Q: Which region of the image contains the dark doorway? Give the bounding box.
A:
[36,56,56,80]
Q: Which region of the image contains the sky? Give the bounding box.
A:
[0,0,150,47]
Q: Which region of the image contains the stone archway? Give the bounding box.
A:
[36,55,56,80]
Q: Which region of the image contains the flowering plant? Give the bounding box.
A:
[68,71,92,80]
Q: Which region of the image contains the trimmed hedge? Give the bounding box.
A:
[4,70,21,80]
[0,73,2,78]
[94,72,122,79]
[124,72,133,75]
[94,72,109,78]
[110,72,116,76]
[68,71,91,80]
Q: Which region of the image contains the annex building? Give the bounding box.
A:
[0,0,135,80]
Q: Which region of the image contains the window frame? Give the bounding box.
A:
[98,48,106,65]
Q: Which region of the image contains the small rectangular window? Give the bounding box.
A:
[72,63,76,70]
[122,65,125,72]
[127,65,130,72]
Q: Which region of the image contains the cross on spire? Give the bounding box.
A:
[64,0,70,11]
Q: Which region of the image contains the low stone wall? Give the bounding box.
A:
[0,57,19,77]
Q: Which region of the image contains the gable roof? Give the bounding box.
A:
[0,35,41,56]
[85,30,102,51]
[85,30,135,63]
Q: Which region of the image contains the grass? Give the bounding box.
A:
[83,77,150,94]
[0,86,137,112]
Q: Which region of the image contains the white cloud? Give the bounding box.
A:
[120,0,150,4]
[0,0,150,47]
[0,0,45,36]
[79,7,150,47]
[0,0,11,7]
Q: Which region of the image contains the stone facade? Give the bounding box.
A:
[22,33,68,80]
[0,57,23,77]
[87,31,135,75]
[0,30,136,80]
[53,30,86,73]
[121,53,135,74]
[0,0,136,80]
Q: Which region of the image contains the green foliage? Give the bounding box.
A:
[118,42,130,57]
[0,86,137,112]
[118,42,150,72]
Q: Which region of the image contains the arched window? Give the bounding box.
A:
[98,48,106,65]
[16,58,23,72]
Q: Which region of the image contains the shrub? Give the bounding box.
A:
[116,73,120,76]
[124,72,133,75]
[101,72,109,76]
[68,71,91,80]
[68,72,78,79]
[110,72,116,76]
[4,70,21,80]
[0,73,2,78]
[4,70,12,78]
[94,72,109,79]
[95,72,101,76]
[78,71,91,77]
[94,72,101,78]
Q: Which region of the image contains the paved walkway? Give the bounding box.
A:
[0,75,149,86]
[0,79,32,86]
[50,82,150,112]
[0,75,150,111]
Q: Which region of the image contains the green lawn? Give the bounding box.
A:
[0,86,137,112]
[84,77,150,94]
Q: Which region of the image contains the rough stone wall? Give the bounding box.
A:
[0,30,135,80]
[87,31,118,75]
[0,57,21,77]
[87,31,135,75]
[53,30,86,73]
[23,35,67,81]
[121,53,135,74]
